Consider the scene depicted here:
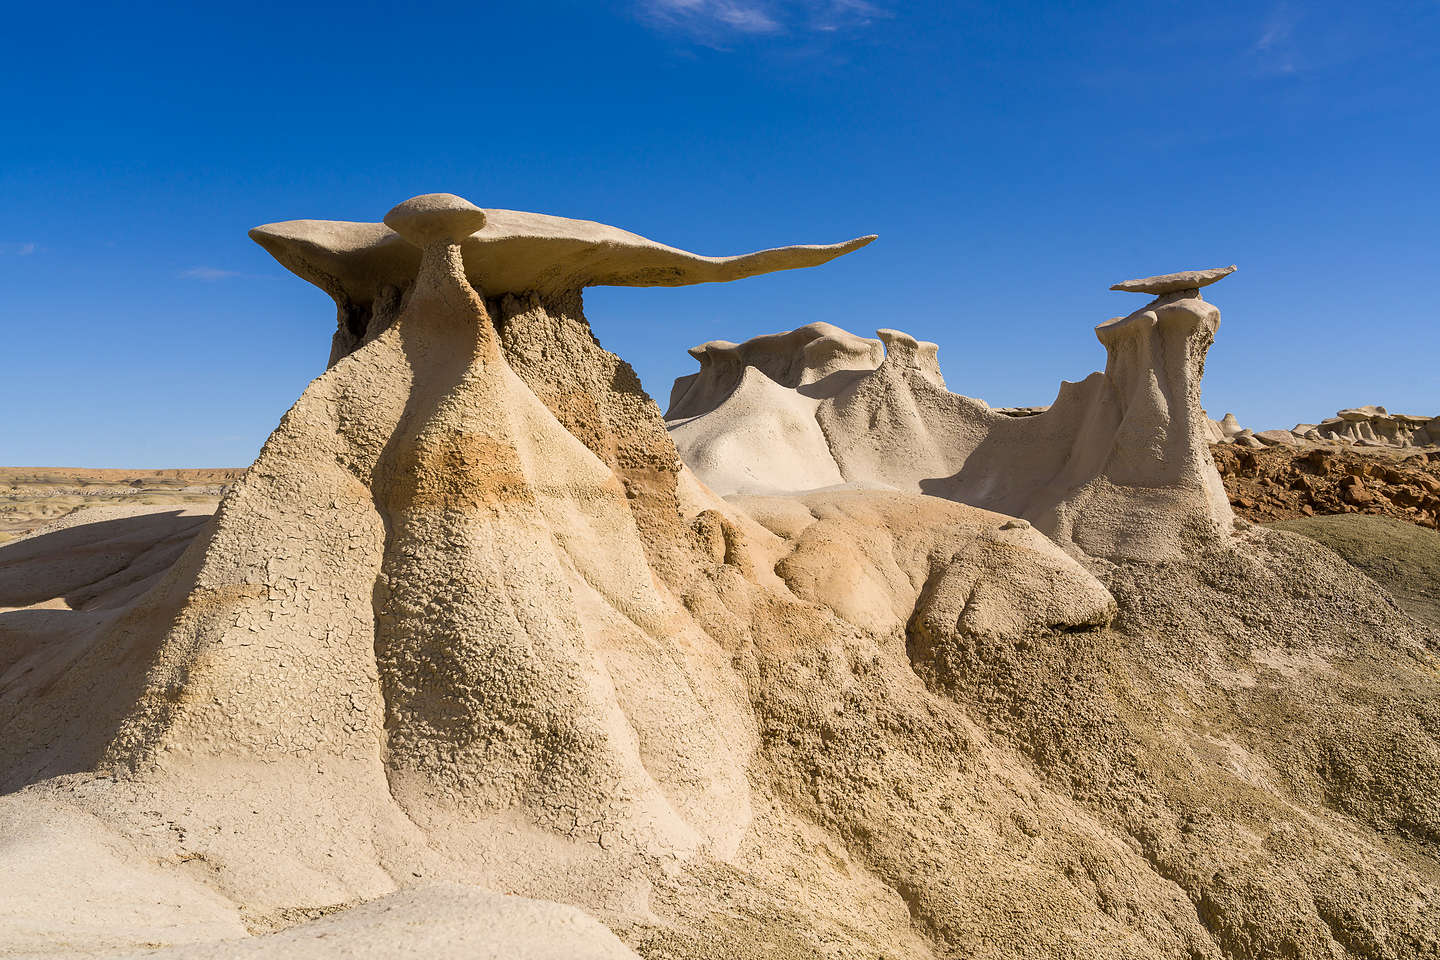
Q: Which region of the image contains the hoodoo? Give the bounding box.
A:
[250,195,876,366]
[668,267,1238,560]
[1,205,1436,959]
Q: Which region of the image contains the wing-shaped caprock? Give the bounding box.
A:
[250,203,875,303]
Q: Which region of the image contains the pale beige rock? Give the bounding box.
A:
[668,287,1235,561]
[3,199,1438,960]
[666,322,884,494]
[1305,406,1440,448]
[732,490,1116,639]
[1256,429,1300,446]
[1109,264,1235,295]
[0,795,246,955]
[251,213,874,300]
[1338,405,1388,422]
[119,884,642,960]
[382,193,489,246]
[251,208,875,366]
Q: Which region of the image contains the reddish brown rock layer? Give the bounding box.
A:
[1212,443,1440,530]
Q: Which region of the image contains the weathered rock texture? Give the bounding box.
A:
[251,201,875,367]
[2,206,1438,959]
[1214,442,1440,529]
[667,277,1236,561]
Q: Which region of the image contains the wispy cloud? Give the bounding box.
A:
[0,242,37,256]
[1253,2,1301,74]
[637,0,888,46]
[807,0,886,31]
[640,0,781,37]
[180,266,243,281]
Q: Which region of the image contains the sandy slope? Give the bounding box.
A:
[1270,513,1440,629]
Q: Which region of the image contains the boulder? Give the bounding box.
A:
[1256,429,1299,446]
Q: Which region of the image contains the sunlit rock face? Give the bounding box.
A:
[250,202,875,367]
[667,269,1236,561]
[1208,404,1439,449]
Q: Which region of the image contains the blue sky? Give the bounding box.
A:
[2,0,1436,467]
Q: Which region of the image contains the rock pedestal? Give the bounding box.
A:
[667,268,1239,561]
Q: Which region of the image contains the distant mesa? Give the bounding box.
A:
[1109,264,1236,296]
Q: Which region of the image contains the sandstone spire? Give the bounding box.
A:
[666,268,1239,560]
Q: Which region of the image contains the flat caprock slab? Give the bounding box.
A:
[250,208,877,299]
[1110,265,1236,296]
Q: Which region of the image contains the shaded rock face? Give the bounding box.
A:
[667,291,1233,561]
[1,205,1438,959]
[491,289,697,586]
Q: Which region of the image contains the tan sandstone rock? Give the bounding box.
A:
[251,206,875,366]
[1108,264,1235,295]
[2,202,1437,960]
[668,276,1237,561]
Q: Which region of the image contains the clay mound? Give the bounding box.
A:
[2,199,1438,958]
[0,504,215,612]
[731,490,1116,639]
[121,884,642,960]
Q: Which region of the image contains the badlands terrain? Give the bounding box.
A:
[1,194,1437,959]
[0,469,237,546]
